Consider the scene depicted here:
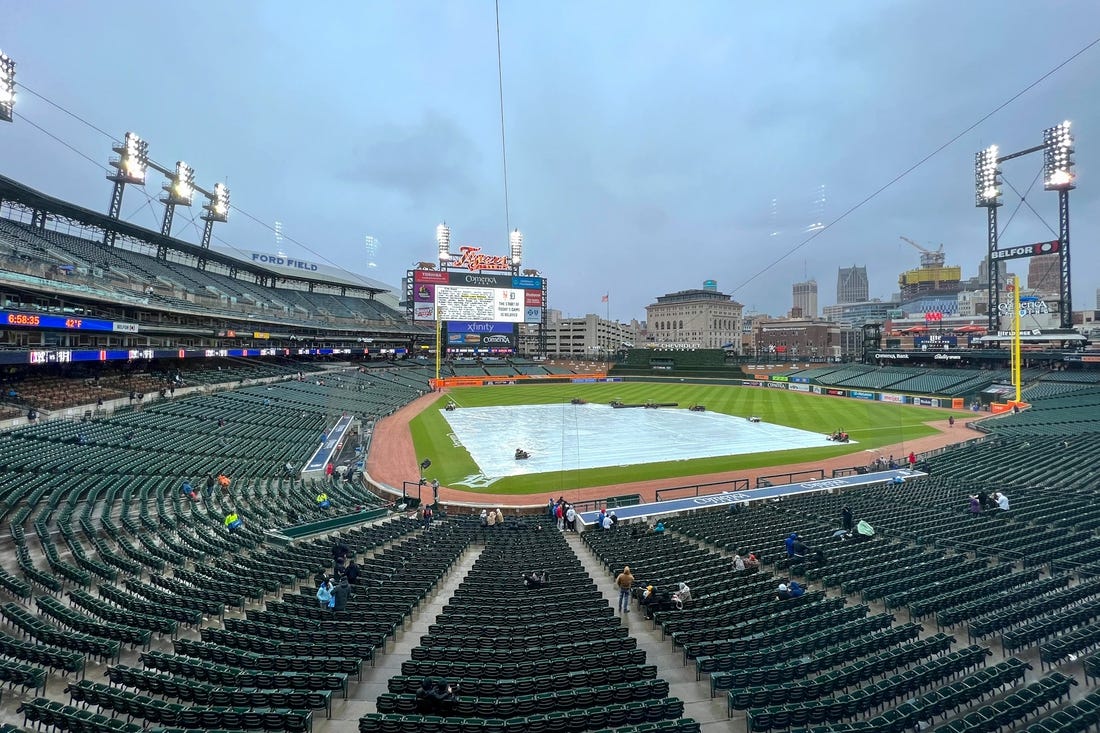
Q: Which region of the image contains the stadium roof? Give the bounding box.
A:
[0,174,388,295]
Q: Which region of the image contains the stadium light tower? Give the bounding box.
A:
[199,182,229,250]
[974,144,1002,331]
[104,132,150,247]
[1043,121,1075,327]
[509,228,523,271]
[436,223,451,265]
[1043,121,1075,191]
[0,50,15,123]
[159,161,195,238]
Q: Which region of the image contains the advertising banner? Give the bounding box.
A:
[812,386,823,394]
[447,321,513,334]
[524,306,543,323]
[849,390,876,400]
[767,381,788,389]
[916,397,937,407]
[792,377,810,383]
[879,393,905,404]
[787,383,811,392]
[447,332,516,348]
[414,303,435,321]
[413,283,435,302]
[449,272,513,288]
[512,275,543,289]
[770,375,789,382]
[825,389,847,397]
[952,398,965,409]
[915,335,958,347]
[413,270,449,284]
[740,380,764,387]
[524,290,543,306]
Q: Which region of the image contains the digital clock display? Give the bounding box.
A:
[0,310,120,332]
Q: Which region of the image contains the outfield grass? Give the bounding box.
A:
[409,382,966,495]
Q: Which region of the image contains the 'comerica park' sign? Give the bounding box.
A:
[997,300,1054,317]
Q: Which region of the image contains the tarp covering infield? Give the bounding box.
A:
[441,402,858,480]
[576,469,926,527]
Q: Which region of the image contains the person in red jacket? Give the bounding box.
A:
[907,452,917,469]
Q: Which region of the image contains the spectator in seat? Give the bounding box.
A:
[217,474,231,494]
[968,495,982,515]
[494,507,503,526]
[609,511,618,529]
[785,532,798,557]
[486,508,497,528]
[180,480,198,502]
[788,580,806,598]
[654,520,665,534]
[523,570,548,589]
[601,513,613,530]
[776,583,792,601]
[995,492,1010,511]
[224,512,242,532]
[745,553,760,573]
[841,506,853,532]
[204,474,216,499]
[732,554,746,572]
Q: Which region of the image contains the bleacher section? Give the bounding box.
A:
[363,526,698,733]
[0,216,407,326]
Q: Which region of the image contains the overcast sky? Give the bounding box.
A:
[4,1,1100,320]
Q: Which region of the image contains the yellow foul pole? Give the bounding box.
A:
[1012,275,1021,404]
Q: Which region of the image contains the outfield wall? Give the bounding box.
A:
[739,376,966,409]
[435,372,965,409]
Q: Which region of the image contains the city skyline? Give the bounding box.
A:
[2,2,1098,321]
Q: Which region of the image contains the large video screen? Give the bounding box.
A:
[412,271,543,324]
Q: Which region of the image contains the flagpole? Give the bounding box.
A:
[604,293,610,373]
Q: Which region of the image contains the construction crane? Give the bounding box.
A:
[899,236,946,269]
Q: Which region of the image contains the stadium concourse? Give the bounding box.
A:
[365,390,966,508]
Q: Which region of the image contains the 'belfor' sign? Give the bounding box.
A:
[450,246,511,272]
[991,240,1060,261]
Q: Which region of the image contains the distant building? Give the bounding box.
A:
[544,314,639,358]
[836,266,869,304]
[1096,288,1100,310]
[976,253,1008,287]
[956,290,989,318]
[753,316,843,360]
[1027,253,1061,298]
[792,279,818,318]
[646,283,744,352]
[822,300,896,328]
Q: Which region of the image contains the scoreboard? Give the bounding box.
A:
[412,271,544,324]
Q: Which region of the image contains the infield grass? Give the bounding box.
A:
[409,382,966,495]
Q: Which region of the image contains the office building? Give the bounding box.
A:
[792,279,818,318]
[645,282,744,352]
[543,314,639,358]
[1027,253,1061,298]
[836,266,869,304]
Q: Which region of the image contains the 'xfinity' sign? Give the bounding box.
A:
[447,321,513,334]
